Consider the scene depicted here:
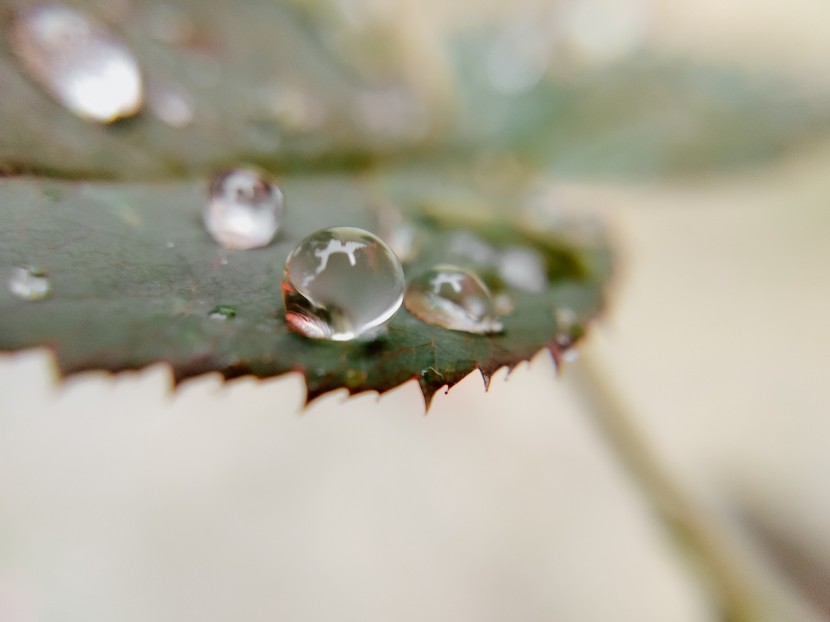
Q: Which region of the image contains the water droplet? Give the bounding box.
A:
[404,265,503,335]
[282,227,404,341]
[8,267,52,301]
[493,292,515,315]
[203,168,285,250]
[376,204,423,263]
[555,307,578,329]
[166,241,175,249]
[148,82,194,128]
[10,3,143,123]
[499,246,547,292]
[448,231,499,265]
[209,305,236,320]
[553,307,580,352]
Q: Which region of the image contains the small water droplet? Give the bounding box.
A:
[555,307,577,330]
[10,3,143,123]
[148,82,194,127]
[209,305,236,320]
[376,204,422,263]
[493,292,514,315]
[282,227,404,341]
[8,267,52,301]
[448,231,500,265]
[499,246,547,292]
[166,241,175,249]
[405,265,503,335]
[203,168,285,250]
[553,307,580,352]
[219,257,229,266]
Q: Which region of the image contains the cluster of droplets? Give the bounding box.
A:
[197,168,515,341]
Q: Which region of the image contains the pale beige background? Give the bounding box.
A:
[2,0,829,620]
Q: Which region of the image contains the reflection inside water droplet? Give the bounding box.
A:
[203,168,285,250]
[8,267,52,301]
[405,265,503,335]
[282,227,404,341]
[209,305,236,320]
[10,2,143,122]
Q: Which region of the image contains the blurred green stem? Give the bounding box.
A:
[570,351,820,622]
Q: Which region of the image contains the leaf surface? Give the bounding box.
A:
[0,173,609,404]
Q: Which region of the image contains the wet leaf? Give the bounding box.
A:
[0,173,610,405]
[0,1,826,180]
[0,0,824,404]
[450,34,830,178]
[0,0,445,179]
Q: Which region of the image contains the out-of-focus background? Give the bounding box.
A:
[1,0,829,620]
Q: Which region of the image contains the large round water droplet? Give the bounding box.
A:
[8,267,52,301]
[282,227,404,341]
[10,2,143,123]
[203,168,285,250]
[404,265,503,335]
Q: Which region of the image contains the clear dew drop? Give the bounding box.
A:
[554,306,580,359]
[8,267,52,301]
[10,2,143,123]
[404,265,503,335]
[203,168,285,250]
[209,305,236,321]
[282,227,404,341]
[499,246,547,292]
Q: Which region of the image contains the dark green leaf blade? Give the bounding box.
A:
[0,174,610,406]
[0,0,444,179]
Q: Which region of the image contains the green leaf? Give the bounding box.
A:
[1,1,826,180]
[0,173,610,405]
[2,1,822,404]
[450,35,830,178]
[0,0,444,179]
